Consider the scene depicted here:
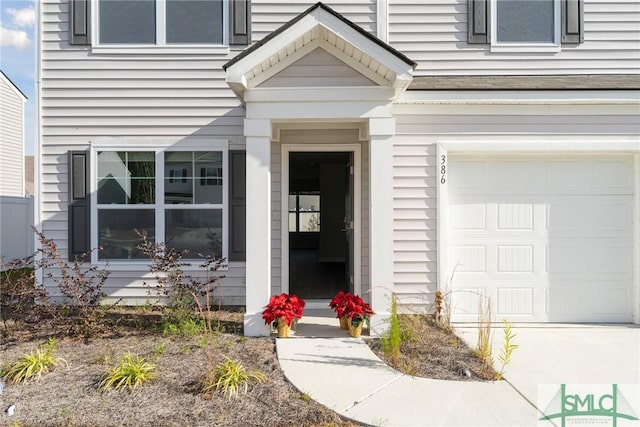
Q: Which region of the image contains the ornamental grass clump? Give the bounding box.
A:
[3,338,67,384]
[99,353,156,392]
[202,356,266,399]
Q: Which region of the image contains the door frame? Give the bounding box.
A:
[281,143,362,308]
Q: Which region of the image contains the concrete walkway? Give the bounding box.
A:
[276,317,543,427]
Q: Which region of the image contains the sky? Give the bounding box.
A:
[1,0,36,155]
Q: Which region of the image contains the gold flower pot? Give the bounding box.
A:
[339,316,349,330]
[276,317,291,338]
[348,321,363,338]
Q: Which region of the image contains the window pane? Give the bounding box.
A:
[289,195,297,212]
[166,0,223,44]
[299,213,320,232]
[195,152,222,204]
[98,152,155,204]
[496,0,554,43]
[98,209,154,260]
[166,209,222,258]
[130,179,155,204]
[165,152,194,204]
[127,152,155,178]
[99,0,156,44]
[98,152,127,178]
[299,194,320,212]
[98,178,126,204]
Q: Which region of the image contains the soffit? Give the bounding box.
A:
[224,2,415,103]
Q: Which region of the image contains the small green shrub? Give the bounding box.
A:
[162,317,203,338]
[99,353,156,391]
[495,320,519,380]
[151,343,167,360]
[4,338,67,384]
[380,295,402,367]
[202,356,266,399]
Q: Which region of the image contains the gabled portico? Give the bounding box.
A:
[224,2,415,336]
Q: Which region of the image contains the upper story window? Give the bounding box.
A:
[97,0,225,46]
[468,0,583,50]
[494,0,556,44]
[491,0,560,51]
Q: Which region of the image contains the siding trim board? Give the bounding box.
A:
[410,75,640,90]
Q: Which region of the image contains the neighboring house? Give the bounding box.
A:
[0,70,32,263]
[0,70,26,198]
[37,0,639,335]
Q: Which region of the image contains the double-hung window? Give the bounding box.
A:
[468,0,583,49]
[97,0,226,46]
[492,0,560,50]
[94,143,228,262]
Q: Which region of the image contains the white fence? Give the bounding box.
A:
[0,195,35,264]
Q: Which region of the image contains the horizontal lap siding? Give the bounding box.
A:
[392,102,640,312]
[40,0,248,302]
[0,77,24,197]
[251,1,377,41]
[388,0,640,75]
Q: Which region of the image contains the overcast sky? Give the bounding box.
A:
[1,0,36,155]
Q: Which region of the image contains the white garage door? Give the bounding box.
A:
[448,154,634,323]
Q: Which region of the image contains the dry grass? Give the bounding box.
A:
[368,314,496,381]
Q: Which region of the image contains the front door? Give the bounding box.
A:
[288,152,353,300]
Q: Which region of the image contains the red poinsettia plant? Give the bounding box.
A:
[329,291,349,318]
[330,291,373,326]
[262,293,306,327]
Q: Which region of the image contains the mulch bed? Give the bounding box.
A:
[367,314,496,381]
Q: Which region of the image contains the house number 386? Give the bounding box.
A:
[440,155,447,184]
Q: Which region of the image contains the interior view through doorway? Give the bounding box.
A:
[288,152,353,300]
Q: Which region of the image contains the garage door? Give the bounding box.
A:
[448,154,634,322]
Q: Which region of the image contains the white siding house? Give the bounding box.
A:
[0,70,32,263]
[38,0,640,335]
[1,70,27,198]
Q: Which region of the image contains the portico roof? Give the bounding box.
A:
[223,2,416,103]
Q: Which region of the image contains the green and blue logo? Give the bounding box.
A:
[539,384,639,427]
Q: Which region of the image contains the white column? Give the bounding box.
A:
[368,117,395,336]
[243,118,272,336]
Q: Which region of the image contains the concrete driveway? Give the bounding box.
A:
[456,323,640,407]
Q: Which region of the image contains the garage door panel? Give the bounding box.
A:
[497,203,534,230]
[593,285,632,316]
[593,159,634,193]
[496,288,534,316]
[451,203,486,230]
[449,154,634,323]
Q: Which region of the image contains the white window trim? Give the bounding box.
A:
[90,140,229,266]
[490,0,561,53]
[91,0,229,53]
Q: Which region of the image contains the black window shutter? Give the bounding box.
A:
[229,151,246,261]
[468,0,488,44]
[562,0,584,44]
[229,0,251,45]
[68,151,91,260]
[69,0,91,45]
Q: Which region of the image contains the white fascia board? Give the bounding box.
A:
[400,90,640,105]
[244,86,395,103]
[225,14,319,83]
[310,9,412,77]
[0,72,27,102]
[246,101,393,120]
